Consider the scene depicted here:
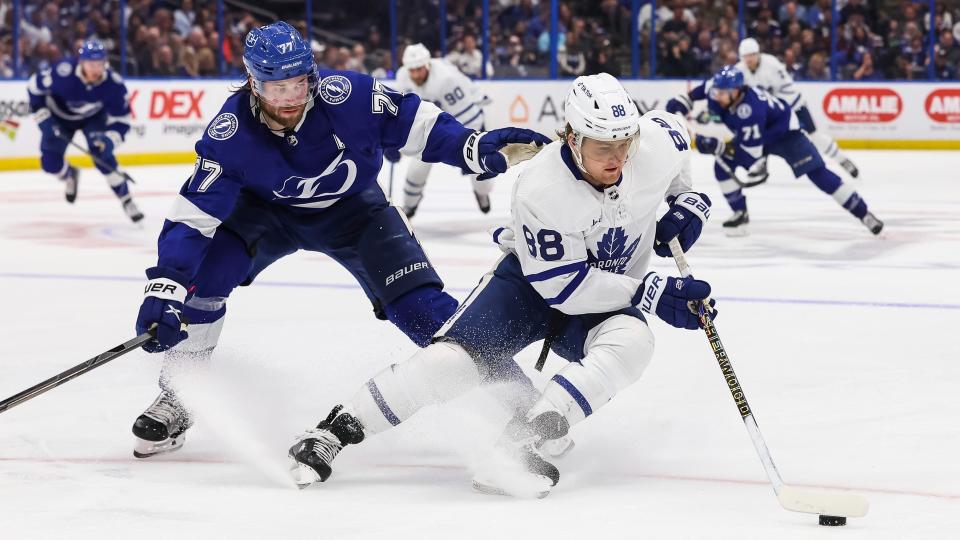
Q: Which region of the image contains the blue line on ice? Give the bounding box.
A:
[3,271,959,311]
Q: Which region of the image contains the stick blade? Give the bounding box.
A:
[501,141,549,166]
[777,486,869,518]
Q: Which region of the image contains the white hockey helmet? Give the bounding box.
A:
[565,73,640,143]
[738,38,760,57]
[402,43,431,69]
[564,73,639,171]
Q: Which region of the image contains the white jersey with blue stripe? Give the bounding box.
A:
[507,111,693,315]
[394,59,486,130]
[736,53,804,109]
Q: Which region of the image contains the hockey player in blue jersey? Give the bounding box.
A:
[130,21,551,458]
[27,39,143,222]
[686,66,882,236]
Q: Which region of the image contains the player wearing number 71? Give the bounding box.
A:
[288,73,717,497]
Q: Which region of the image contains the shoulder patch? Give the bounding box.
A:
[56,62,72,77]
[736,103,753,119]
[207,112,239,141]
[319,75,352,105]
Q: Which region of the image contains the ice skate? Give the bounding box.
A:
[288,405,365,488]
[474,190,491,214]
[471,411,568,499]
[121,196,144,223]
[62,165,79,203]
[723,209,750,237]
[840,158,859,178]
[861,211,883,235]
[132,391,192,458]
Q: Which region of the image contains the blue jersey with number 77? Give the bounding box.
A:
[154,70,481,280]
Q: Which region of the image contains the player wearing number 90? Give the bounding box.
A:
[130,21,551,459]
[286,73,715,497]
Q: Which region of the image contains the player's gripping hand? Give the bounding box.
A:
[694,134,736,160]
[136,267,190,353]
[464,128,552,180]
[634,271,717,330]
[35,108,62,139]
[654,192,712,257]
[382,148,401,163]
[90,131,122,154]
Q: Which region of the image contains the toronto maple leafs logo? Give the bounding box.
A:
[586,227,641,274]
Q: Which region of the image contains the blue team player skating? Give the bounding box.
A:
[130,21,550,458]
[691,66,883,237]
[27,39,143,222]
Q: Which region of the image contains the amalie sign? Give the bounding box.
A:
[924,88,960,123]
[822,88,902,123]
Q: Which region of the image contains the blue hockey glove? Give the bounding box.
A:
[383,148,401,163]
[634,271,717,330]
[463,128,552,180]
[654,192,712,257]
[695,134,737,160]
[136,267,190,353]
[665,94,692,116]
[35,108,63,139]
[90,131,122,154]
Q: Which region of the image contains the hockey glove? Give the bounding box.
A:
[654,192,712,257]
[35,108,63,140]
[90,131,122,154]
[463,128,552,180]
[634,271,716,330]
[665,94,693,116]
[136,267,190,353]
[383,147,401,163]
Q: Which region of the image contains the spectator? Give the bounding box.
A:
[852,50,881,80]
[174,0,195,38]
[937,29,960,68]
[445,34,493,78]
[805,52,829,80]
[557,32,586,77]
[659,35,698,77]
[933,48,957,80]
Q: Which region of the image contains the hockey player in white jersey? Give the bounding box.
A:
[387,43,494,217]
[286,74,716,497]
[735,38,859,179]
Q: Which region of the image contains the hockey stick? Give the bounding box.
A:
[715,156,766,189]
[0,329,155,415]
[667,238,869,520]
[387,161,396,204]
[53,129,136,184]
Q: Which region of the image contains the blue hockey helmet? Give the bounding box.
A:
[78,39,107,62]
[243,21,319,105]
[711,65,744,92]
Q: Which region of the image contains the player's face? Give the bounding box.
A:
[409,66,429,86]
[712,88,740,109]
[79,60,106,83]
[256,75,310,126]
[743,53,760,71]
[576,136,632,187]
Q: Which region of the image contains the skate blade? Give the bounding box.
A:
[724,225,749,238]
[133,435,185,459]
[289,460,323,489]
[472,478,551,499]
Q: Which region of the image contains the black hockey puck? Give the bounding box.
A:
[819,515,847,526]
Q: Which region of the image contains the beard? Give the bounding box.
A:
[259,101,305,130]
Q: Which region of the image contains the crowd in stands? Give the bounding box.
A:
[2,0,958,80]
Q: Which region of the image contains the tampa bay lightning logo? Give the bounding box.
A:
[272,150,357,204]
[207,112,239,141]
[586,227,641,274]
[319,75,352,105]
[736,103,753,119]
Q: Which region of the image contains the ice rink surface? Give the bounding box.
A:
[1,151,958,539]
